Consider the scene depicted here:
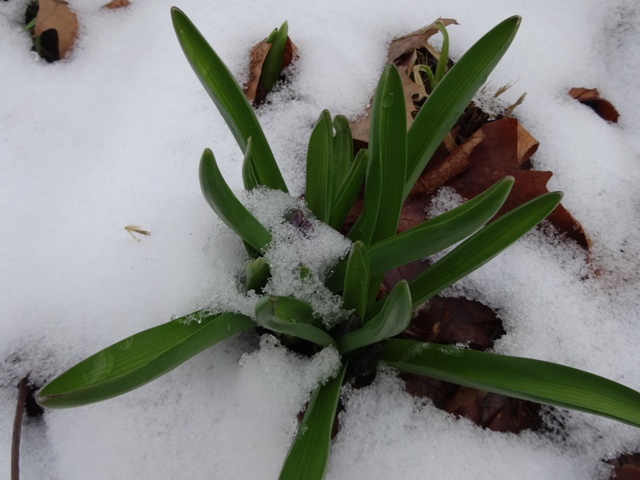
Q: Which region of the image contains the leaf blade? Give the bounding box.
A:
[405,191,562,308]
[37,312,255,408]
[342,241,370,320]
[171,7,287,192]
[305,110,334,223]
[338,281,412,355]
[200,148,272,252]
[279,362,347,480]
[380,339,640,428]
[327,177,514,292]
[255,296,336,348]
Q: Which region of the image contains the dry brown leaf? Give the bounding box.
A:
[243,36,298,105]
[350,18,458,144]
[103,0,131,9]
[395,295,542,433]
[427,117,590,249]
[409,127,485,198]
[606,453,640,480]
[35,0,78,61]
[569,87,620,123]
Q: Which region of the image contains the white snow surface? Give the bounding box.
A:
[2,0,640,478]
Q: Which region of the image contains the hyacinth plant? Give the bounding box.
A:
[37,8,640,479]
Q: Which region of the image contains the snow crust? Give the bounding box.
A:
[1,0,640,478]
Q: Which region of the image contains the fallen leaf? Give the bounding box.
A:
[569,87,620,123]
[243,35,298,105]
[435,117,590,249]
[34,0,78,62]
[103,0,131,9]
[396,295,542,433]
[606,453,640,480]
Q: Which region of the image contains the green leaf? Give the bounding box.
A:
[405,16,521,198]
[306,110,334,223]
[369,64,407,245]
[338,281,411,355]
[242,137,259,190]
[244,256,271,292]
[327,177,514,292]
[367,191,562,317]
[380,339,640,428]
[434,21,450,83]
[279,362,347,480]
[349,65,406,246]
[342,241,370,320]
[171,7,288,192]
[332,114,354,189]
[255,296,336,348]
[329,149,368,231]
[37,311,255,408]
[260,20,289,92]
[200,148,272,252]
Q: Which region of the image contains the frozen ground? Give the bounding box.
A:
[1,0,640,478]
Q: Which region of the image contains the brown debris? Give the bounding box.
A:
[103,0,130,8]
[569,87,620,123]
[34,0,78,62]
[606,453,640,480]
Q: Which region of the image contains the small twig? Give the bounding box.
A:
[12,376,29,480]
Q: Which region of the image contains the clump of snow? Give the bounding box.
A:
[202,187,351,323]
[426,185,465,218]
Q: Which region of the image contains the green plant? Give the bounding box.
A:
[413,20,450,92]
[36,8,640,479]
[260,21,289,93]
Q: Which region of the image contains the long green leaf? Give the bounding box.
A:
[329,149,368,230]
[405,16,521,198]
[242,137,259,190]
[327,177,514,292]
[349,65,406,246]
[171,8,288,192]
[332,114,353,190]
[342,241,370,320]
[37,311,255,408]
[306,110,333,223]
[255,296,336,348]
[403,191,562,309]
[260,21,288,92]
[380,339,640,428]
[434,21,450,83]
[338,281,411,355]
[369,64,406,245]
[279,362,347,480]
[200,148,272,252]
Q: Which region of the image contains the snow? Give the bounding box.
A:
[1,0,640,478]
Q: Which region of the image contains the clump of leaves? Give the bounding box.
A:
[36,8,640,479]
